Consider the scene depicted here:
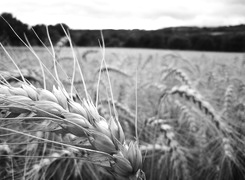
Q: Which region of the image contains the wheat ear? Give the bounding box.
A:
[169,85,244,178]
[143,120,191,180]
[169,85,223,132]
[0,82,145,180]
[0,143,12,178]
[162,67,192,87]
[222,85,234,118]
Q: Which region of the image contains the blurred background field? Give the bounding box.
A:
[1,9,245,180]
[1,40,245,180]
[1,46,244,124]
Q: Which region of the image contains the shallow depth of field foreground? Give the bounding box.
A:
[0,34,245,180]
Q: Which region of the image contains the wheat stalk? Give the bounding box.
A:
[162,67,192,87]
[0,69,43,87]
[0,21,145,179]
[55,36,69,56]
[167,85,245,179]
[100,99,136,125]
[96,66,131,78]
[0,143,12,178]
[25,149,97,180]
[143,119,191,180]
[222,84,234,118]
[169,85,223,131]
[82,49,99,62]
[0,82,145,180]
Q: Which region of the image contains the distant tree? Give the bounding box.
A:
[103,31,124,47]
[138,33,152,48]
[76,31,100,46]
[1,12,245,52]
[0,13,70,46]
[149,34,166,48]
[191,35,216,51]
[0,12,29,45]
[167,36,191,50]
[54,23,70,36]
[32,24,48,45]
[76,35,88,46]
[104,37,121,47]
[212,35,223,51]
[223,34,245,52]
[47,25,63,45]
[124,37,138,47]
[0,31,10,46]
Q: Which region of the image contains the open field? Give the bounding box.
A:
[1,45,245,180]
[1,47,244,115]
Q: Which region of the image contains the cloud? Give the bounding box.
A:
[1,0,245,29]
[215,3,245,17]
[226,0,245,5]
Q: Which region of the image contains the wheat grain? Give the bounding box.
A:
[0,69,43,87]
[162,67,192,87]
[0,82,145,180]
[169,85,224,131]
[0,143,12,178]
[222,85,234,118]
[145,120,191,180]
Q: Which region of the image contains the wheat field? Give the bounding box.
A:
[0,30,245,180]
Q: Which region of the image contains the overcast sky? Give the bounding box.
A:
[1,0,245,30]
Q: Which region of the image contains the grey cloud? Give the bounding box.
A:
[226,0,245,5]
[44,1,129,18]
[141,10,197,21]
[2,0,245,30]
[211,3,245,17]
[77,4,134,18]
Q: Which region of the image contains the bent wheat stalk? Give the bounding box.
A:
[0,82,145,180]
[142,119,191,180]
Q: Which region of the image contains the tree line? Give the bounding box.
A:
[1,12,245,52]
